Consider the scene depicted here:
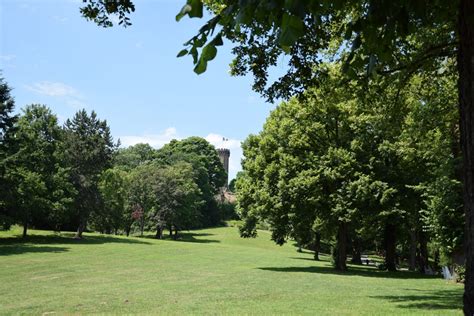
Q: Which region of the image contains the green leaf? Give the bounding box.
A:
[202,44,217,61]
[177,49,188,58]
[176,4,192,21]
[176,0,203,21]
[211,33,223,46]
[194,59,207,75]
[188,0,203,18]
[278,13,305,48]
[190,47,198,64]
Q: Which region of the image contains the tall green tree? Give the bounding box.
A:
[157,137,226,227]
[398,72,462,268]
[95,167,130,234]
[7,105,74,237]
[0,77,18,229]
[128,162,161,236]
[63,109,116,239]
[152,161,203,239]
[114,143,157,171]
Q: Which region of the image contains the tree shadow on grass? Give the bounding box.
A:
[370,288,463,311]
[0,245,69,256]
[176,232,220,243]
[289,255,331,262]
[258,264,445,280]
[142,232,220,244]
[0,232,152,256]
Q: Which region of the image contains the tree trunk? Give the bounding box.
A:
[22,221,27,238]
[314,232,321,261]
[384,222,397,272]
[173,228,178,240]
[126,227,130,237]
[156,225,162,239]
[334,221,348,271]
[74,217,86,239]
[296,239,302,253]
[140,217,144,237]
[434,249,440,272]
[409,229,417,271]
[418,232,429,274]
[459,0,474,313]
[351,236,362,265]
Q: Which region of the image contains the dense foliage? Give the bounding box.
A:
[237,68,461,273]
[0,87,232,239]
[0,78,18,229]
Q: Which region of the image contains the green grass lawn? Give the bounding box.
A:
[0,226,463,315]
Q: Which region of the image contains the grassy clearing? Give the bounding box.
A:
[0,226,463,315]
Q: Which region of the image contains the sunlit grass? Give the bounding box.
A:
[0,226,463,315]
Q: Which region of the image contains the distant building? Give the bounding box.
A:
[217,148,230,188]
[216,148,236,205]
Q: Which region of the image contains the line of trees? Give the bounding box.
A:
[0,78,231,239]
[236,66,463,273]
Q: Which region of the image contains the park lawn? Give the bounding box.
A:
[0,226,463,315]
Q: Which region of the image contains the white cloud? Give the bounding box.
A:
[120,127,179,148]
[119,129,243,180]
[26,81,79,97]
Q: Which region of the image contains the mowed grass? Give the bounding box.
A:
[0,226,463,315]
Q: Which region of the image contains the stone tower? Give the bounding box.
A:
[217,148,230,188]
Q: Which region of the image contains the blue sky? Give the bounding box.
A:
[0,0,283,179]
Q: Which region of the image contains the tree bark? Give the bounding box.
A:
[384,222,397,272]
[418,232,429,274]
[409,229,417,271]
[155,225,162,239]
[351,236,362,265]
[314,232,321,261]
[434,249,440,272]
[74,216,86,239]
[22,221,27,238]
[335,221,348,271]
[459,0,474,313]
[140,217,144,237]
